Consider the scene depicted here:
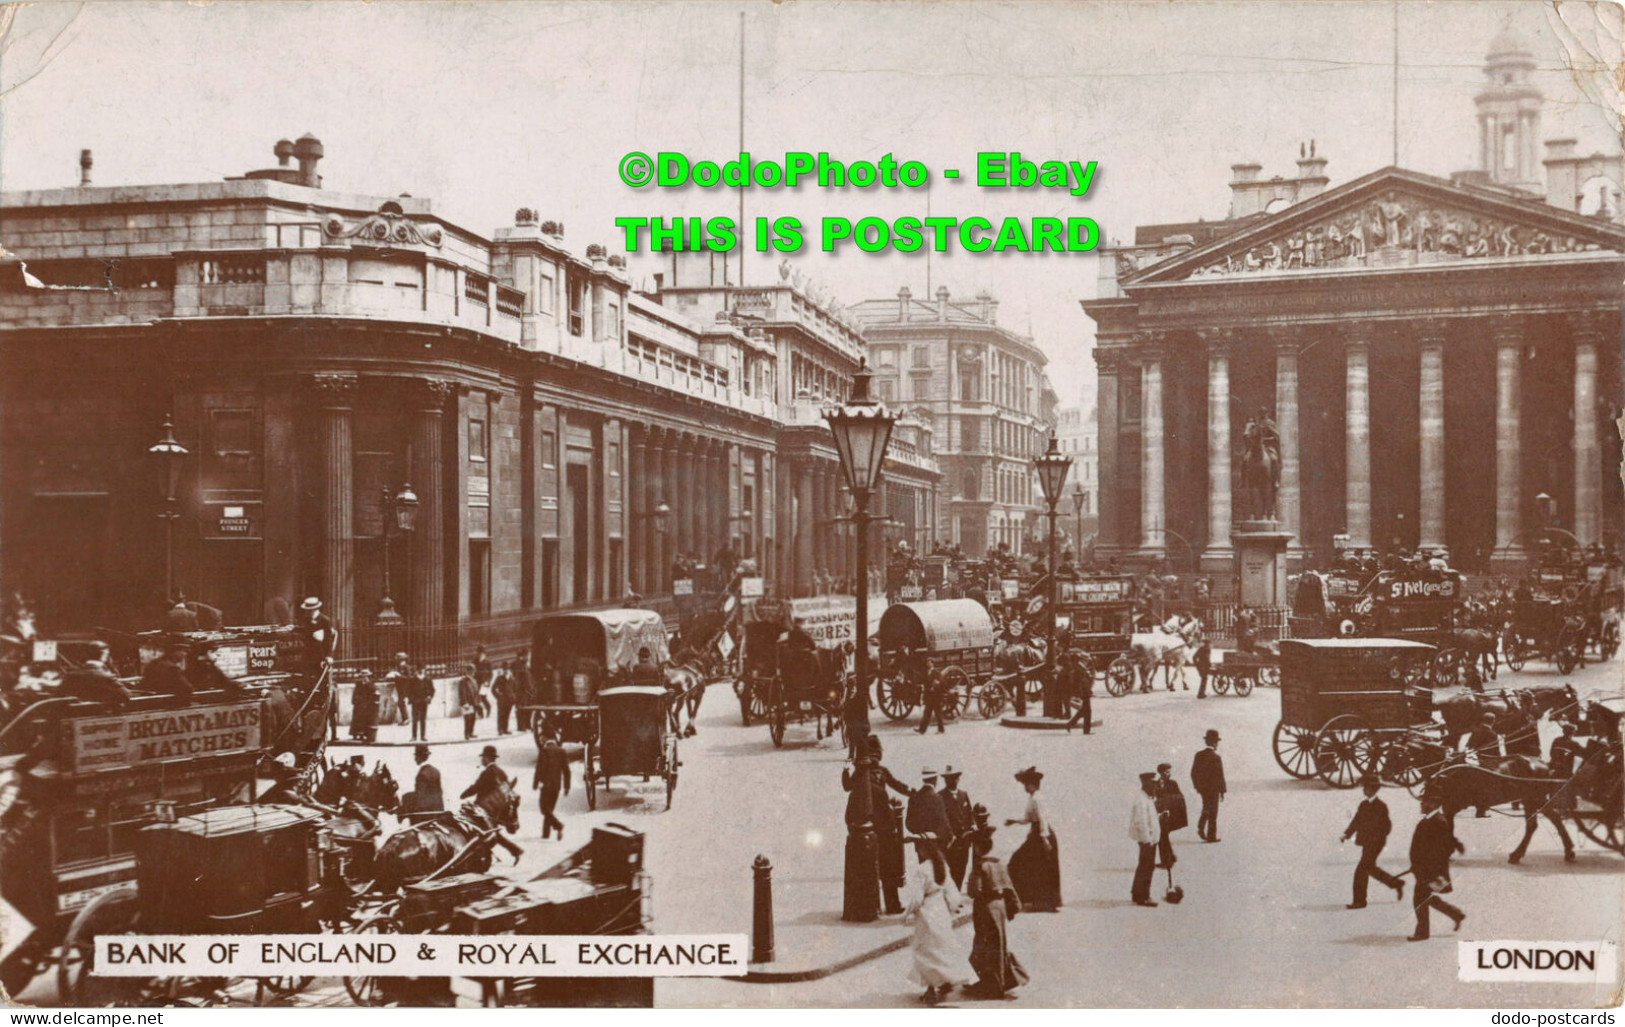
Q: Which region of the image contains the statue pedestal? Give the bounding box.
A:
[1232,518,1292,608]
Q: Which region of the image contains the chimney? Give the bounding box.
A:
[1228,160,1266,218]
[291,133,324,188]
[587,243,607,267]
[1542,138,1581,212]
[936,285,950,321]
[975,289,997,324]
[897,285,911,321]
[1230,161,1262,184]
[1295,139,1329,198]
[78,149,92,186]
[274,138,294,168]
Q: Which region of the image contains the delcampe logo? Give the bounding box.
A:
[1459,941,1619,984]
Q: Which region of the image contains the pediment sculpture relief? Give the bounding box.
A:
[323,209,445,249]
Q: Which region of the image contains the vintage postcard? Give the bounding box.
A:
[0,0,1620,1012]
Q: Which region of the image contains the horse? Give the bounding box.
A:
[1423,758,1577,864]
[1129,619,1194,692]
[315,758,401,814]
[370,785,524,892]
[1444,628,1499,681]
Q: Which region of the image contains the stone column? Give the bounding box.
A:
[1417,323,1447,552]
[795,463,815,596]
[676,435,695,563]
[694,440,712,565]
[1094,348,1122,557]
[410,378,450,627]
[814,466,830,589]
[311,374,358,643]
[1271,328,1304,561]
[653,431,673,591]
[1200,329,1233,567]
[1138,336,1166,558]
[628,427,647,593]
[1492,317,1523,564]
[1344,334,1372,549]
[1571,312,1606,546]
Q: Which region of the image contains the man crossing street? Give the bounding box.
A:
[1341,775,1404,909]
[532,734,572,840]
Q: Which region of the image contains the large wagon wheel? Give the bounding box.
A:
[876,674,917,721]
[1105,656,1135,697]
[1233,672,1255,698]
[1212,672,1231,696]
[768,695,788,748]
[1433,649,1462,688]
[1602,621,1621,660]
[1257,663,1280,688]
[584,739,599,810]
[1502,628,1527,672]
[976,680,1007,719]
[1271,719,1320,780]
[1556,624,1582,674]
[342,913,403,1006]
[1575,811,1625,854]
[1314,714,1376,789]
[60,888,147,1006]
[256,975,316,1003]
[939,667,970,723]
[663,734,679,810]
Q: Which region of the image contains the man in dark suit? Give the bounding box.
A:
[164,598,198,632]
[532,735,572,839]
[1154,762,1188,868]
[138,646,193,702]
[403,743,444,816]
[906,768,951,845]
[916,657,949,735]
[1341,776,1404,908]
[939,766,975,887]
[1190,729,1226,842]
[406,669,434,742]
[1406,793,1466,941]
[295,597,338,683]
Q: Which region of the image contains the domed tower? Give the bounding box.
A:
[1475,24,1543,193]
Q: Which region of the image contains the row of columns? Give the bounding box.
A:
[628,425,755,595]
[1125,310,1612,563]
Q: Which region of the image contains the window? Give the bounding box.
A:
[960,373,979,402]
[960,417,979,452]
[469,540,492,616]
[912,346,931,369]
[469,417,488,462]
[875,347,897,368]
[605,301,621,340]
[538,271,555,314]
[962,470,979,501]
[541,430,557,469]
[212,410,254,456]
[910,374,930,401]
[568,277,586,336]
[877,379,895,402]
[608,442,621,475]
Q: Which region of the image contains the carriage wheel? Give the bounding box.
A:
[664,735,679,810]
[1575,813,1625,854]
[940,668,971,723]
[1503,630,1527,672]
[1105,657,1135,697]
[1433,650,1461,687]
[584,740,599,810]
[769,701,787,748]
[977,681,1007,719]
[60,888,146,1006]
[342,913,403,1006]
[1234,673,1255,698]
[1023,673,1043,700]
[1271,720,1320,780]
[1314,715,1377,789]
[1556,628,1581,674]
[1213,673,1231,696]
[1258,664,1280,688]
[256,976,316,1003]
[876,675,917,721]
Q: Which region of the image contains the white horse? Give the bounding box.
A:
[1130,615,1201,691]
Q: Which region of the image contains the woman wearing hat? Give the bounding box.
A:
[903,834,973,1005]
[965,820,1028,999]
[1005,767,1061,912]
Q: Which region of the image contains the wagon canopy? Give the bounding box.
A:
[532,609,670,673]
[878,599,995,654]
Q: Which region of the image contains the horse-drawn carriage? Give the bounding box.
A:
[874,599,996,721]
[1501,596,1587,675]
[583,686,680,807]
[738,598,849,747]
[1052,576,1138,697]
[1271,638,1437,789]
[523,610,676,749]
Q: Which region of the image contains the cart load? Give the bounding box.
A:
[526,609,670,748]
[874,599,996,721]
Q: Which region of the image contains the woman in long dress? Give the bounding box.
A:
[966,825,1029,999]
[905,838,974,1004]
[1005,766,1061,912]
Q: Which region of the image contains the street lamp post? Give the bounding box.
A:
[148,417,189,606]
[825,359,895,924]
[1034,434,1073,719]
[1072,484,1087,556]
[376,483,419,626]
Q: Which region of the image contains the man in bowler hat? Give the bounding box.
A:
[1341,775,1404,908]
[1190,729,1226,842]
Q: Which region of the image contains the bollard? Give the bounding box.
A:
[751,854,774,965]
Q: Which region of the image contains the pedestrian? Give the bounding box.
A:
[842,679,871,762]
[1193,635,1213,699]
[350,672,379,743]
[1191,729,1226,842]
[458,671,480,740]
[1129,771,1162,907]
[1341,775,1404,909]
[906,768,951,845]
[461,744,510,807]
[965,823,1028,1000]
[165,597,198,632]
[904,836,974,1005]
[916,656,950,735]
[532,734,572,840]
[401,743,444,817]
[939,766,975,888]
[406,666,433,742]
[1154,762,1188,869]
[514,648,535,732]
[137,645,193,702]
[1005,766,1060,912]
[1063,647,1093,734]
[1406,792,1466,941]
[493,663,515,735]
[295,597,339,683]
[843,735,911,915]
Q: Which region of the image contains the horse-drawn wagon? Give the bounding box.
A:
[738,597,849,747]
[1052,576,1138,697]
[874,599,996,722]
[1271,638,1437,788]
[523,609,673,750]
[1501,597,1586,675]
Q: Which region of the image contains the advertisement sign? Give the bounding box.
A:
[739,576,765,599]
[1382,577,1458,601]
[674,579,694,596]
[31,640,57,663]
[787,596,858,648]
[1060,579,1130,602]
[66,702,262,775]
[1001,579,1020,600]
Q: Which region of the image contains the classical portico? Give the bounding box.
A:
[1087,166,1624,573]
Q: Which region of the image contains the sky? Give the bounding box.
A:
[1,1,1619,409]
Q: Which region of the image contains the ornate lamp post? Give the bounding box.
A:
[1034,433,1073,718]
[825,359,895,923]
[376,483,419,626]
[1072,483,1087,556]
[148,417,189,606]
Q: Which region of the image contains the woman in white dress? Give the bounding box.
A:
[905,837,974,1004]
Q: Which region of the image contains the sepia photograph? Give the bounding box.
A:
[0,0,1620,1012]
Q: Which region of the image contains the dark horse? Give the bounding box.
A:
[1423,758,1577,864]
[370,776,523,890]
[1237,410,1281,520]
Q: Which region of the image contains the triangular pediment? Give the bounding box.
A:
[1122,167,1625,285]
